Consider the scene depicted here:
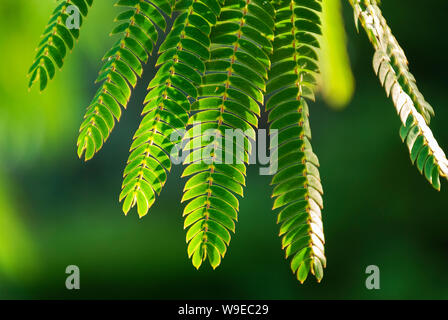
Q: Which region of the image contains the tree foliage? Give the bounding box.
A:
[28,0,447,284]
[350,0,448,189]
[28,0,93,91]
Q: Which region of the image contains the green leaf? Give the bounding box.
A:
[120,0,221,220]
[266,0,325,284]
[28,0,94,90]
[351,1,448,190]
[78,0,172,161]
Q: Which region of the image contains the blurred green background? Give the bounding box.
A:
[0,0,447,299]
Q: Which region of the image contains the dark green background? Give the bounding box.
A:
[0,0,447,299]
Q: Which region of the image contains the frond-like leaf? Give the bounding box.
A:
[267,0,325,283]
[350,0,448,189]
[28,0,94,91]
[120,0,222,218]
[77,0,173,161]
[180,0,275,269]
[350,0,434,122]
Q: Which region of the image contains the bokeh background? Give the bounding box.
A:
[0,0,447,299]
